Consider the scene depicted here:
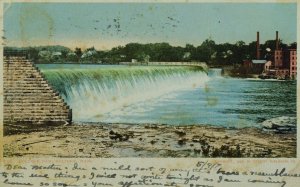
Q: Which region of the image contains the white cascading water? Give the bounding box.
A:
[41,66,210,122]
[207,68,223,78]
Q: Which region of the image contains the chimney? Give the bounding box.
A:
[256,31,260,59]
[276,31,279,50]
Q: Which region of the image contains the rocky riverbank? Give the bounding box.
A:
[3,123,296,158]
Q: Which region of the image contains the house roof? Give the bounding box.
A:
[252,60,266,64]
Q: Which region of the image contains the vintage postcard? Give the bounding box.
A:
[0,0,299,186]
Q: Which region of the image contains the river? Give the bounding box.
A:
[37,64,296,128]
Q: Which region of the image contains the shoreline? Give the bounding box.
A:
[3,123,296,158]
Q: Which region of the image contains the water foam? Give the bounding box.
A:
[41,66,209,122]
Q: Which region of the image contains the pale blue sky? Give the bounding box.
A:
[3,3,297,50]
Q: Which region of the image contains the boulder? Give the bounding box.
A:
[262,116,296,133]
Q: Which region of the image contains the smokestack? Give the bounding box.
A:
[256,31,260,59]
[276,31,279,50]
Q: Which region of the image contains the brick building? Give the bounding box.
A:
[243,31,297,79]
[264,31,297,79]
[274,50,283,68]
[289,49,297,79]
[272,49,297,79]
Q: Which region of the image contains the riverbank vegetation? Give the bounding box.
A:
[4,39,296,65]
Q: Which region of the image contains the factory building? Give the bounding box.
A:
[289,49,297,79]
[244,31,297,79]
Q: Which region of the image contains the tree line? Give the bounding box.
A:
[4,39,297,65]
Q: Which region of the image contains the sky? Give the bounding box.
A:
[3,2,297,50]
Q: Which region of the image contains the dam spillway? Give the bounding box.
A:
[38,64,208,122]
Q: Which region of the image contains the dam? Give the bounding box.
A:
[37,64,208,122]
[3,57,72,128]
[3,57,296,129]
[37,64,296,128]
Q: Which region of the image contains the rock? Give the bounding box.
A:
[174,129,186,136]
[109,131,129,141]
[134,133,142,137]
[192,135,201,142]
[109,133,120,140]
[262,116,296,133]
[150,140,156,144]
[177,138,187,145]
[109,130,133,141]
[144,124,159,129]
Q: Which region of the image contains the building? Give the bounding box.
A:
[264,61,272,72]
[288,49,297,79]
[275,69,289,79]
[270,49,297,79]
[242,32,265,74]
[274,50,283,68]
[256,31,297,79]
[243,60,252,68]
[131,59,137,63]
[252,60,266,73]
[245,31,298,79]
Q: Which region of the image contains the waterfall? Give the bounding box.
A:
[39,65,209,122]
[208,68,223,78]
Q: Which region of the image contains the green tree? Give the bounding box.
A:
[75,47,82,59]
[289,42,297,49]
[198,39,216,63]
